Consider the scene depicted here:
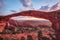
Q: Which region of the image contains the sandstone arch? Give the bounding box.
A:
[0,10,60,40]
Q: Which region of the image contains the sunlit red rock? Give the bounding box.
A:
[0,10,60,40]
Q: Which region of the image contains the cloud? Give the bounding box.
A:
[50,2,59,10]
[0,0,6,6]
[20,0,32,7]
[39,5,49,11]
[0,0,6,16]
[10,10,17,12]
[39,2,60,12]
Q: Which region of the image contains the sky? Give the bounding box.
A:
[0,0,60,15]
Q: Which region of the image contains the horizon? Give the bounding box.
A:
[0,0,60,16]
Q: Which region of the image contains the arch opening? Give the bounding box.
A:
[10,16,52,27]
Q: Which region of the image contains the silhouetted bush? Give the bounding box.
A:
[38,31,42,40]
[0,37,3,40]
[27,35,33,40]
[21,37,25,40]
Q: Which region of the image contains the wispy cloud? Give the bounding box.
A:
[10,10,17,12]
[50,2,59,10]
[0,0,6,16]
[39,2,60,12]
[39,5,49,11]
[20,0,32,7]
[0,0,6,7]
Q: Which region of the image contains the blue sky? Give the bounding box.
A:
[0,0,60,15]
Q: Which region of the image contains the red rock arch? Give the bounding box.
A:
[0,10,59,40]
[4,10,58,30]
